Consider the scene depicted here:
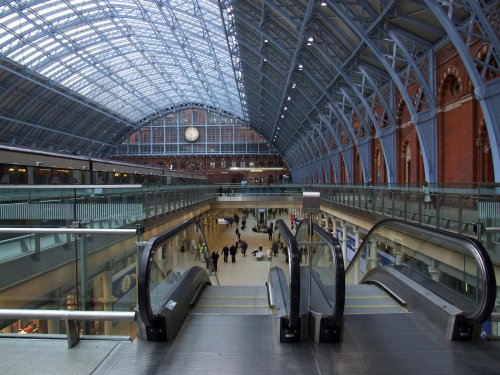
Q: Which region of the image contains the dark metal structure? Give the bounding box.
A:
[0,1,498,181]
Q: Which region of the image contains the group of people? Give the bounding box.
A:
[222,243,238,263]
[191,213,281,274]
[251,221,274,240]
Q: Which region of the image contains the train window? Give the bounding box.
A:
[1,165,28,184]
[34,167,51,184]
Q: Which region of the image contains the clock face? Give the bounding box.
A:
[184,126,200,142]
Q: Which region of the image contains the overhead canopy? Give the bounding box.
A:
[0,0,498,178]
[0,0,244,155]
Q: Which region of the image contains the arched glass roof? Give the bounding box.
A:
[0,0,243,121]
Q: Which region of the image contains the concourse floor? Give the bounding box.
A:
[195,211,289,286]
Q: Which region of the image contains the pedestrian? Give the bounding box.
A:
[211,251,219,272]
[272,241,278,256]
[422,181,432,209]
[268,223,273,240]
[201,243,209,269]
[235,227,241,240]
[194,242,201,261]
[222,244,229,263]
[252,244,263,256]
[229,243,237,263]
[240,240,248,256]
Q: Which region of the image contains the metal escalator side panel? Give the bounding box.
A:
[345,218,496,339]
[137,218,211,341]
[296,219,345,342]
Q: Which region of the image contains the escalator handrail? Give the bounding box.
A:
[137,218,204,328]
[345,218,496,325]
[297,219,345,326]
[275,219,300,329]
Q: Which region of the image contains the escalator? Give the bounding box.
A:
[136,218,302,343]
[95,217,499,374]
[295,218,496,342]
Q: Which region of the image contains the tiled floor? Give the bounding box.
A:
[203,211,289,286]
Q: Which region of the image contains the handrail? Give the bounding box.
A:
[0,228,138,234]
[274,219,300,331]
[0,309,135,321]
[137,218,205,329]
[345,218,496,326]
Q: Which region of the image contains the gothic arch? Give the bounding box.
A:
[475,121,494,183]
[438,65,463,104]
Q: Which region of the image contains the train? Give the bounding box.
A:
[0,145,206,185]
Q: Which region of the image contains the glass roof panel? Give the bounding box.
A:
[0,0,243,121]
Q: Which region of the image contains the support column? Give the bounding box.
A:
[394,244,405,266]
[367,240,379,271]
[353,227,361,282]
[98,270,116,336]
[332,219,338,239]
[341,222,347,263]
[428,259,441,282]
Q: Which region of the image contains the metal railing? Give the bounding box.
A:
[0,309,136,348]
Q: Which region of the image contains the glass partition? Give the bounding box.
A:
[145,220,217,316]
[295,219,344,331]
[272,220,300,329]
[345,219,495,324]
[0,227,141,338]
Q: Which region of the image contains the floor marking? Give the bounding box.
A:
[345,304,404,308]
[201,296,268,299]
[195,304,270,308]
[346,295,392,299]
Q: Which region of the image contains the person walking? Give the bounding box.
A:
[240,240,248,256]
[229,243,237,263]
[211,251,219,272]
[267,222,273,240]
[235,227,241,240]
[201,243,209,269]
[222,244,229,263]
[194,242,201,261]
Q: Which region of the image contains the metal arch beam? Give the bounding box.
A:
[220,0,248,120]
[387,28,436,108]
[310,120,330,155]
[423,0,500,181]
[329,151,341,184]
[20,4,176,119]
[339,87,372,182]
[295,64,361,149]
[346,70,397,183]
[0,62,136,128]
[0,115,116,147]
[268,0,316,140]
[320,157,331,183]
[232,10,328,146]
[306,129,322,158]
[292,34,399,182]
[328,0,440,183]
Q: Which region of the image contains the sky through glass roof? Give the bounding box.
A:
[0,0,243,122]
